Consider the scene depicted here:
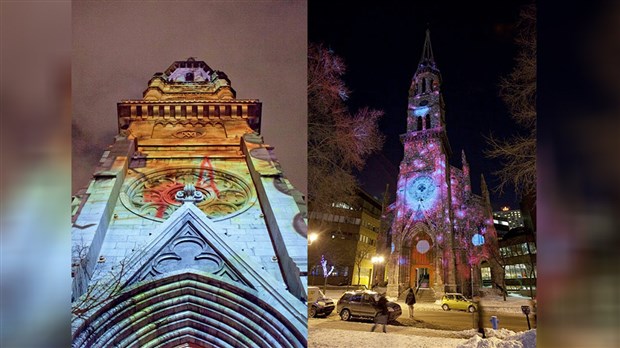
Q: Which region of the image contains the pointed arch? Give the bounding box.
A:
[72,271,306,348]
[72,204,307,348]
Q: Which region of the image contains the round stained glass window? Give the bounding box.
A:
[120,166,254,222]
[472,234,485,246]
[416,240,430,254]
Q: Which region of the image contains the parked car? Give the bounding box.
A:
[307,286,335,318]
[337,290,402,322]
[440,293,477,312]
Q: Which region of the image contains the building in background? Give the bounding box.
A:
[498,226,537,297]
[387,31,503,301]
[308,189,383,289]
[71,59,307,347]
[493,216,511,238]
[493,207,525,230]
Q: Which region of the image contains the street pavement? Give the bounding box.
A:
[312,290,533,337]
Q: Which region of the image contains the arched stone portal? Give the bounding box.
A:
[72,272,306,348]
[403,223,437,292]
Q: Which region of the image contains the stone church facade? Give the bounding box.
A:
[387,32,503,300]
[71,58,307,347]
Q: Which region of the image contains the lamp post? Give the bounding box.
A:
[471,265,474,298]
[370,255,385,290]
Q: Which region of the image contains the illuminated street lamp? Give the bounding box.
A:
[308,233,318,245]
[369,255,385,289]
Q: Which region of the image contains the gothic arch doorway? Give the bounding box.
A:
[404,223,435,290]
[72,272,306,348]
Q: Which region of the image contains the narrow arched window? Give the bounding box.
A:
[426,114,431,129]
[417,116,423,131]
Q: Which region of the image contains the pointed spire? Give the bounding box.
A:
[481,174,491,207]
[461,149,468,166]
[419,29,435,66]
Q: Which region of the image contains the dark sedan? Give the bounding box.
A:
[337,290,402,322]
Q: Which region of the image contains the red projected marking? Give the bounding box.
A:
[199,157,220,198]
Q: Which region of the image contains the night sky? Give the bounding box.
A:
[72,2,307,197]
[309,1,531,210]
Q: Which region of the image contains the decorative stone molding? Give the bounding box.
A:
[120,167,254,221]
[137,220,245,286]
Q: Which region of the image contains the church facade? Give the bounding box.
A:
[387,32,503,300]
[71,58,307,347]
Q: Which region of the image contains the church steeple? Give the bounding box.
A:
[462,150,471,192]
[418,29,436,71]
[407,30,445,133]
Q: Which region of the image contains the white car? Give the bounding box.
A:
[307,286,335,318]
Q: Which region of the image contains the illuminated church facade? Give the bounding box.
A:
[387,32,503,299]
[71,58,307,347]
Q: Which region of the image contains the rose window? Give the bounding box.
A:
[120,167,254,221]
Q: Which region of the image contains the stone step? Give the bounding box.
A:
[415,288,437,303]
[398,288,437,303]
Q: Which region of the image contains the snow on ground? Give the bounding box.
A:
[309,328,537,348]
[314,289,537,347]
[309,328,464,348]
[456,329,537,348]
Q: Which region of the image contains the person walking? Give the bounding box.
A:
[370,294,389,333]
[405,287,416,318]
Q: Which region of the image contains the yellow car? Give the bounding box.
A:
[440,293,477,312]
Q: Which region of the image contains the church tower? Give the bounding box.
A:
[387,31,500,300]
[71,58,307,347]
[387,30,457,299]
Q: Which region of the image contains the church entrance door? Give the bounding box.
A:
[416,268,430,289]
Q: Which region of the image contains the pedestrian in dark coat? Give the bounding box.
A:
[370,295,389,333]
[405,287,416,318]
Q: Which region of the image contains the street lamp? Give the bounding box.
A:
[370,255,385,289]
[308,233,318,245]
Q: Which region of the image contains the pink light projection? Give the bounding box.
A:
[387,32,502,296]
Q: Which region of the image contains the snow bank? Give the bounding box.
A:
[309,328,466,348]
[456,329,536,348]
[308,328,536,348]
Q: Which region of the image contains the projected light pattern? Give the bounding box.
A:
[406,175,438,211]
[416,240,430,254]
[386,30,503,298]
[413,106,429,116]
[472,234,485,246]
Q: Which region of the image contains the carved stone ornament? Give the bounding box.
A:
[173,130,203,139]
[120,167,254,221]
[137,221,246,286]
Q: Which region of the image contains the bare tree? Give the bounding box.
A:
[71,258,130,323]
[486,236,509,301]
[71,242,144,323]
[353,243,374,286]
[486,5,536,197]
[308,43,384,212]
